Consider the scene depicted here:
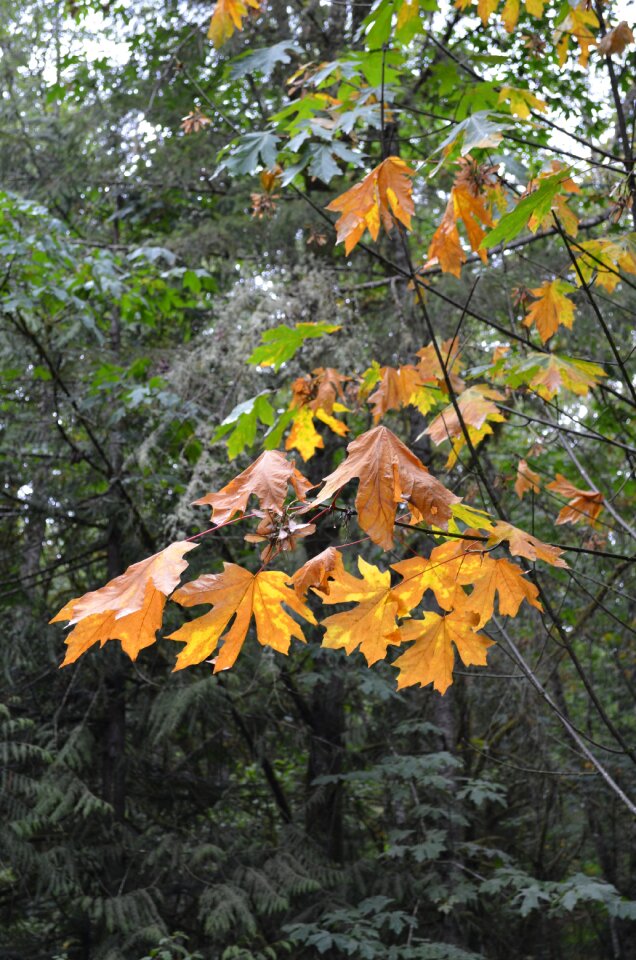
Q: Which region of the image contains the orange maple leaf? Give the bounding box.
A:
[51,541,198,666]
[514,459,541,499]
[486,520,569,568]
[367,364,435,422]
[392,540,489,614]
[326,157,415,255]
[290,546,345,599]
[194,450,313,523]
[416,338,465,394]
[208,0,260,48]
[523,280,576,343]
[425,385,506,467]
[395,608,493,694]
[546,474,604,526]
[319,557,403,665]
[315,425,461,549]
[169,563,316,671]
[462,557,542,627]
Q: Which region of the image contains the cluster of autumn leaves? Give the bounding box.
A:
[53,425,578,694]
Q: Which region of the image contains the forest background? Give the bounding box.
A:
[1,0,636,957]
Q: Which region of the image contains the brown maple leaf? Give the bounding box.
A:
[51,541,198,666]
[194,450,313,524]
[326,157,415,254]
[514,459,541,499]
[486,520,568,568]
[394,609,493,695]
[546,474,604,526]
[319,557,403,665]
[169,563,316,671]
[315,425,461,549]
[290,546,345,599]
[597,21,634,56]
[180,109,211,134]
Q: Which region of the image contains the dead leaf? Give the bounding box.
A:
[194,450,313,523]
[315,425,461,549]
[597,21,634,56]
[486,520,569,567]
[546,474,604,525]
[290,546,345,599]
[514,459,541,499]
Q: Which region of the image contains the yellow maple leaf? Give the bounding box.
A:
[51,541,198,666]
[555,2,599,67]
[498,87,546,119]
[208,0,260,48]
[169,563,316,671]
[319,557,402,666]
[326,157,415,255]
[392,540,490,613]
[523,279,576,342]
[395,609,493,694]
[575,235,636,293]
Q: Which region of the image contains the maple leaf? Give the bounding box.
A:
[575,235,636,293]
[498,87,546,120]
[169,563,316,671]
[514,459,541,499]
[425,386,506,455]
[285,405,348,461]
[326,157,415,255]
[523,280,576,343]
[290,546,345,599]
[367,364,439,422]
[290,367,348,415]
[208,0,260,48]
[597,21,635,56]
[248,322,340,371]
[394,609,492,694]
[463,557,542,627]
[486,520,568,568]
[319,557,402,665]
[504,352,606,399]
[426,198,465,278]
[546,474,604,526]
[426,182,494,276]
[315,425,461,549]
[194,450,313,523]
[392,540,490,614]
[51,541,198,666]
[555,2,599,67]
[416,338,465,394]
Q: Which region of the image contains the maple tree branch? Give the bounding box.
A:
[494,617,636,817]
[495,402,636,455]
